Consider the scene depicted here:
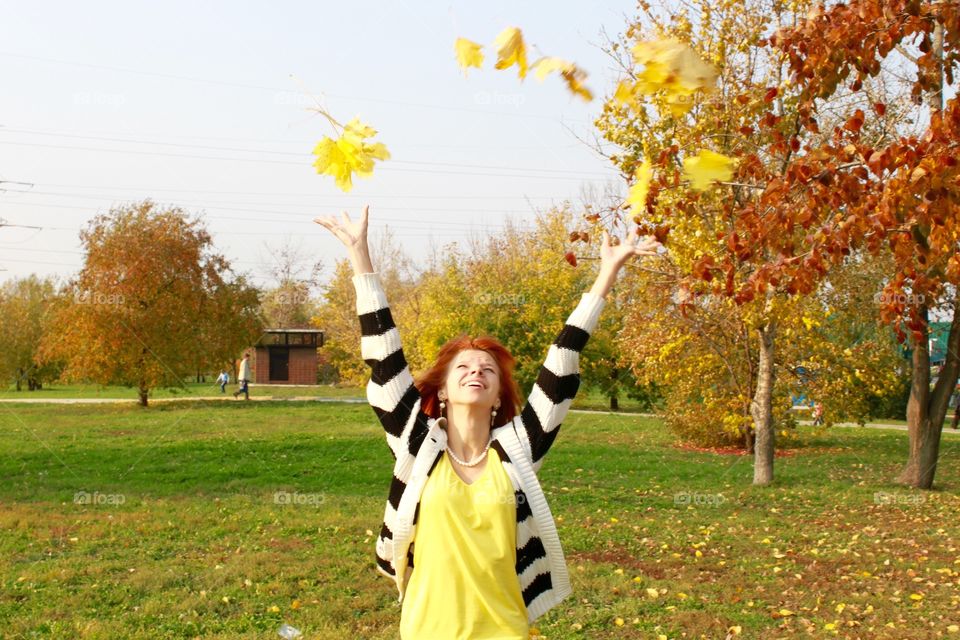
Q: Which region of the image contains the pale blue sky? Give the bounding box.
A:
[0,0,637,287]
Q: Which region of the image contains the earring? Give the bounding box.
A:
[438,394,447,427]
[491,403,500,427]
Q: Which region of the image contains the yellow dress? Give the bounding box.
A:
[399,447,528,639]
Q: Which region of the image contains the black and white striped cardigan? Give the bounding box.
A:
[353,272,606,623]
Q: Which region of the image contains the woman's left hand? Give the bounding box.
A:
[599,226,663,273]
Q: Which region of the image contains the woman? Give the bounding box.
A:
[315,206,661,639]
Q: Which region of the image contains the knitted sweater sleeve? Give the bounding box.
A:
[517,291,606,469]
[352,272,431,461]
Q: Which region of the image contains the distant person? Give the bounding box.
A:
[216,370,229,393]
[952,399,959,430]
[233,353,251,400]
[812,401,824,426]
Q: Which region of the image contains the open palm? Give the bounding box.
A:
[600,226,663,272]
[314,205,369,250]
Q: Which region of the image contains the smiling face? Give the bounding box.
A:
[442,349,501,411]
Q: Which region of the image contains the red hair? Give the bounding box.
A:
[415,334,521,428]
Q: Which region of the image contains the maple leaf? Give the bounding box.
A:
[627,159,653,216]
[631,38,718,98]
[454,37,484,75]
[493,27,528,79]
[682,149,738,191]
[312,117,390,192]
[531,57,593,101]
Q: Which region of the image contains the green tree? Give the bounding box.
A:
[0,275,61,390]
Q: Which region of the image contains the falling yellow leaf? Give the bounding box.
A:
[627,160,653,216]
[682,149,738,191]
[614,617,624,626]
[613,79,640,110]
[632,38,718,97]
[531,57,593,101]
[646,587,660,598]
[494,27,528,79]
[312,117,391,192]
[454,37,484,74]
[778,608,795,617]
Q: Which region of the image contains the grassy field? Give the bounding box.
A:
[0,382,362,401]
[1,399,958,639]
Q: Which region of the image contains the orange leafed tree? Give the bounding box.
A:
[39,201,262,405]
[771,0,960,488]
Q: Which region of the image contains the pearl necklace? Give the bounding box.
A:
[446,437,492,467]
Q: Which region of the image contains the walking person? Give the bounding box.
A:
[216,369,230,393]
[315,206,661,639]
[233,353,251,400]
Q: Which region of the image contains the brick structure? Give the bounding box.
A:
[248,329,324,385]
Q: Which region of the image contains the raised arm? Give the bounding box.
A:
[517,227,662,470]
[315,207,430,462]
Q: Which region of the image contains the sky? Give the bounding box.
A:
[0,0,638,289]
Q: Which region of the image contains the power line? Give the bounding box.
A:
[25,182,578,201]
[0,51,595,124]
[0,193,545,229]
[0,217,42,230]
[0,139,613,182]
[0,128,598,171]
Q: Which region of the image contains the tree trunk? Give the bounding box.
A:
[898,294,960,488]
[609,367,619,411]
[15,367,22,392]
[138,367,149,407]
[751,320,776,485]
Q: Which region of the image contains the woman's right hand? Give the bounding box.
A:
[314,205,374,274]
[314,205,370,252]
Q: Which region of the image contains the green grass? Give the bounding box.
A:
[0,382,362,401]
[1,401,958,639]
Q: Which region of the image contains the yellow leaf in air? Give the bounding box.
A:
[627,160,653,216]
[632,38,718,97]
[613,79,639,109]
[531,57,594,101]
[312,117,391,192]
[454,37,484,74]
[682,149,738,191]
[494,27,528,79]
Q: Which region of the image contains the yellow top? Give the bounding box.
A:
[399,447,528,640]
